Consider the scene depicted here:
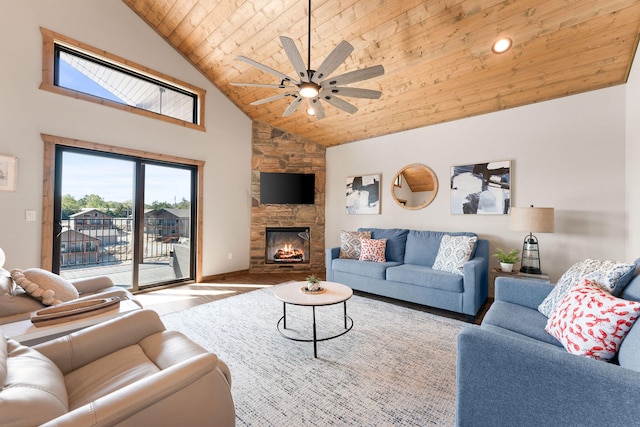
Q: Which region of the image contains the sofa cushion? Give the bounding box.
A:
[1,337,69,425]
[359,238,387,262]
[10,268,79,306]
[386,264,464,292]
[332,258,401,280]
[545,279,640,361]
[432,235,478,275]
[404,230,477,267]
[358,228,409,263]
[618,315,640,371]
[620,258,640,301]
[538,259,636,317]
[338,230,371,259]
[482,300,562,347]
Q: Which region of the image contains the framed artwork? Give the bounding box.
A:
[0,155,17,192]
[346,174,381,214]
[450,160,510,214]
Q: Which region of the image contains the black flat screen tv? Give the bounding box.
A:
[260,172,315,204]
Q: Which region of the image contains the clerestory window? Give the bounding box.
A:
[40,28,206,131]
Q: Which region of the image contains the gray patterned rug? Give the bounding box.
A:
[160,285,463,426]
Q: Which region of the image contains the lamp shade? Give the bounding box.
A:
[510,207,554,233]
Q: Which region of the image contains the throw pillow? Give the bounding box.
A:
[10,268,79,306]
[545,279,640,361]
[538,259,636,317]
[0,268,14,295]
[339,230,371,259]
[432,235,478,275]
[359,238,387,262]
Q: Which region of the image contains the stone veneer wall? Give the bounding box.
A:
[250,120,326,274]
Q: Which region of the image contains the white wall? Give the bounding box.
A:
[0,0,253,275]
[626,49,640,259]
[327,86,629,281]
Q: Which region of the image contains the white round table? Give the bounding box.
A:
[274,281,353,358]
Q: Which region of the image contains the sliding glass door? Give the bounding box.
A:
[53,147,196,291]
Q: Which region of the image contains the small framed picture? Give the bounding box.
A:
[0,155,17,192]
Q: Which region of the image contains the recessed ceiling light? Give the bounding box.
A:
[492,37,512,54]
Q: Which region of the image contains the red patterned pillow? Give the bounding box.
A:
[545,278,640,361]
[359,238,387,262]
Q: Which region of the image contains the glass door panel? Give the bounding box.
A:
[57,151,135,289]
[138,163,193,288]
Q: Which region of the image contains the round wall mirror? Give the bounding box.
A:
[391,164,438,210]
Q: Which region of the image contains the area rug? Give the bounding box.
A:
[160,285,463,426]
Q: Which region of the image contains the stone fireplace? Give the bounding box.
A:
[265,227,310,264]
[250,120,325,274]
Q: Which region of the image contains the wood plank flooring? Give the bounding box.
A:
[134,272,491,323]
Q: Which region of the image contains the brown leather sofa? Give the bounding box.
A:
[1,309,235,426]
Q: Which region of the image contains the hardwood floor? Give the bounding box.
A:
[134,272,491,324]
[134,273,309,316]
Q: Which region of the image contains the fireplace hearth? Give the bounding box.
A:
[265,227,310,264]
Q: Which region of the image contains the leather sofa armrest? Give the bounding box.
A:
[34,309,165,374]
[40,353,235,427]
[494,276,554,309]
[69,275,115,295]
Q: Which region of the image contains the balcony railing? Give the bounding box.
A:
[59,217,190,269]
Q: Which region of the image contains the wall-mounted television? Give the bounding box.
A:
[260,172,315,204]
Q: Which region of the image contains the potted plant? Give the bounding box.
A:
[306,274,321,291]
[492,248,521,273]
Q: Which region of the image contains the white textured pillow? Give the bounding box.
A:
[339,230,371,259]
[432,235,478,275]
[538,259,636,317]
[10,268,79,306]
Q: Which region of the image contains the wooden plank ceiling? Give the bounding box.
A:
[123,0,640,147]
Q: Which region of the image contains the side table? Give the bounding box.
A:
[489,268,550,298]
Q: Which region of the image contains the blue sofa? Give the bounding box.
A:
[456,265,640,426]
[326,228,489,321]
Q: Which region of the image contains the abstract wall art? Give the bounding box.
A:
[450,160,510,215]
[346,174,381,214]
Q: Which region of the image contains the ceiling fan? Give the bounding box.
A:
[230,0,384,119]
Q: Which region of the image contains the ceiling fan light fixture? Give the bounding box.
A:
[299,82,320,98]
[492,37,512,54]
[306,106,315,115]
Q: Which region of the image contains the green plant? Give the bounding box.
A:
[306,274,320,284]
[492,248,521,264]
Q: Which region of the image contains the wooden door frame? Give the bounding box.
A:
[40,133,205,283]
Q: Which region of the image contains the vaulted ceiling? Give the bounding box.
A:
[123,0,640,147]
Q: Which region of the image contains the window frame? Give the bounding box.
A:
[40,27,206,132]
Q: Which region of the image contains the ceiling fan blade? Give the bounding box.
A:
[230,82,294,89]
[311,40,354,84]
[250,91,297,106]
[280,36,309,82]
[321,87,382,99]
[321,94,358,114]
[283,96,304,117]
[309,98,325,119]
[322,64,385,87]
[237,55,296,84]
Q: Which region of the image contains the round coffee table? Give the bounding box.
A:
[274,281,353,358]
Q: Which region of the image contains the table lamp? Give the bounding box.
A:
[510,206,554,274]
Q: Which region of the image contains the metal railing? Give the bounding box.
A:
[59,217,190,269]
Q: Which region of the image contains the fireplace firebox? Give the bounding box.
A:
[265,227,310,264]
